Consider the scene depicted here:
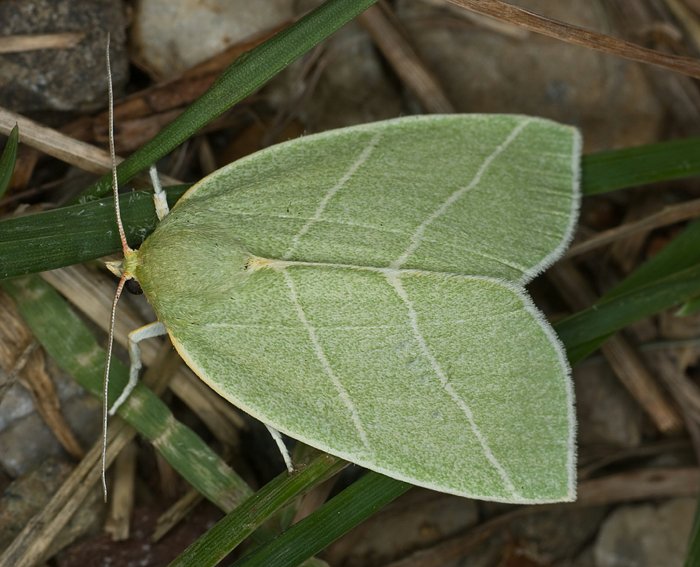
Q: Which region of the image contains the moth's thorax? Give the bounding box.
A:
[131,209,253,325]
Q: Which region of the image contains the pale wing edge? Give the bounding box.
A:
[519,126,582,284]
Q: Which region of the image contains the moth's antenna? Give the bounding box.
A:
[102,273,127,499]
[102,33,131,501]
[107,34,131,256]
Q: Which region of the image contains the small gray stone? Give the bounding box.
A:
[594,498,695,567]
[0,0,128,112]
[131,0,294,78]
[0,393,100,477]
[574,359,643,448]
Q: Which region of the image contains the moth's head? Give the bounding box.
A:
[104,247,140,284]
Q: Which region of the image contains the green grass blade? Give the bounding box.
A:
[169,454,347,567]
[685,493,700,567]
[80,0,378,202]
[555,220,700,363]
[0,187,189,279]
[0,124,19,200]
[603,219,700,299]
[678,295,700,316]
[2,275,253,511]
[232,472,410,567]
[582,136,700,195]
[557,263,700,363]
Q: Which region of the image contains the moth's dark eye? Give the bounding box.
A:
[125,278,143,295]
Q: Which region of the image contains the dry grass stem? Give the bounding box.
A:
[578,438,692,479]
[19,348,85,459]
[359,4,454,113]
[0,33,84,54]
[602,335,684,434]
[152,489,203,542]
[104,441,137,541]
[548,262,684,434]
[577,466,699,505]
[664,0,700,52]
[421,0,529,38]
[0,292,83,458]
[0,106,178,184]
[447,0,700,78]
[0,339,36,401]
[567,197,700,258]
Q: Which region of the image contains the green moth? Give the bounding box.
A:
[108,114,581,504]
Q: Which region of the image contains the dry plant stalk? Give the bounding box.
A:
[447,0,700,78]
[567,197,700,258]
[104,441,137,541]
[548,262,684,434]
[0,106,179,184]
[359,3,454,113]
[0,33,84,54]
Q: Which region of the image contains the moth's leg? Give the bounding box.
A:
[265,424,294,473]
[149,164,170,221]
[109,321,167,416]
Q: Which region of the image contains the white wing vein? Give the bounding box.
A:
[283,131,382,260]
[386,272,520,498]
[391,119,533,270]
[282,269,372,453]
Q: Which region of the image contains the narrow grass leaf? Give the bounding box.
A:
[686,493,700,567]
[232,472,410,567]
[0,187,188,279]
[582,136,700,195]
[556,220,700,362]
[169,454,347,567]
[677,295,700,317]
[0,124,19,200]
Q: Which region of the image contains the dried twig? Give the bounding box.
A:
[548,262,684,434]
[152,488,203,542]
[567,197,700,258]
[0,33,84,54]
[385,467,699,567]
[0,106,179,184]
[446,0,700,78]
[104,441,137,541]
[359,3,454,113]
